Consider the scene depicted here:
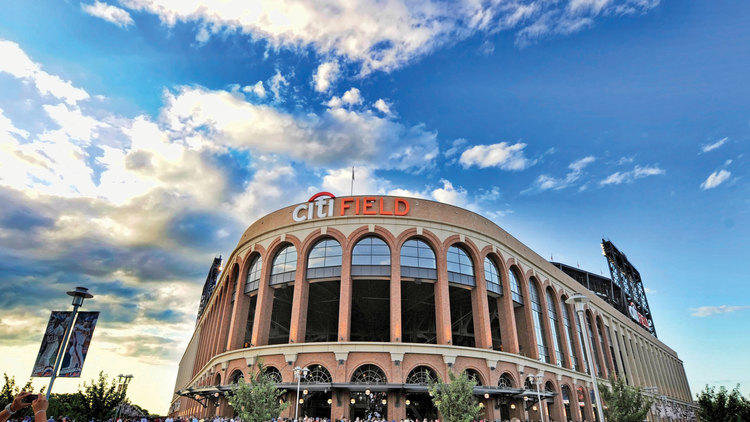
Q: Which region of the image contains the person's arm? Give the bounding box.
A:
[32,395,49,422]
[2,392,34,422]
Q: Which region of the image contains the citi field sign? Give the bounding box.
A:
[292,192,410,222]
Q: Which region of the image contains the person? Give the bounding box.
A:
[1,392,49,422]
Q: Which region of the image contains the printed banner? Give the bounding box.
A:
[58,311,99,377]
[31,311,74,377]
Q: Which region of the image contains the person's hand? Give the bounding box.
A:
[11,392,33,412]
[31,395,48,414]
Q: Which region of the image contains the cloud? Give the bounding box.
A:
[700,169,731,190]
[242,81,266,98]
[525,155,596,193]
[341,88,363,106]
[373,99,392,115]
[81,1,134,27]
[700,137,728,153]
[313,61,340,92]
[691,305,749,317]
[118,0,659,74]
[459,141,534,170]
[600,164,665,186]
[0,39,89,105]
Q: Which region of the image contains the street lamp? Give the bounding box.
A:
[293,366,310,422]
[567,293,605,422]
[46,287,94,400]
[526,373,547,422]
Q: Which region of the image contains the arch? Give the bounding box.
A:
[262,366,283,383]
[561,384,574,421]
[529,277,551,363]
[350,364,388,384]
[559,294,580,372]
[446,243,475,287]
[545,380,556,393]
[545,286,565,367]
[306,237,343,279]
[508,265,524,304]
[596,314,614,374]
[400,237,437,279]
[244,252,263,294]
[351,235,391,276]
[405,365,439,385]
[303,364,333,383]
[463,368,484,386]
[229,370,245,384]
[498,372,515,389]
[483,255,502,295]
[213,372,221,386]
[586,310,603,377]
[270,243,297,285]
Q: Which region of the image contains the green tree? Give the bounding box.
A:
[428,371,482,422]
[598,375,653,422]
[47,393,88,421]
[77,371,127,421]
[228,363,288,422]
[696,384,750,422]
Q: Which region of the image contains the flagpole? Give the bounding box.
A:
[350,166,354,196]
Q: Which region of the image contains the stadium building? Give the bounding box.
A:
[169,194,695,421]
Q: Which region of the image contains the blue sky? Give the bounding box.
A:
[0,0,748,413]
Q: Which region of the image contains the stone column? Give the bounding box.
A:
[498,264,520,354]
[435,248,452,345]
[338,243,353,341]
[554,297,573,370]
[539,287,559,366]
[472,261,493,349]
[390,244,402,342]
[251,251,275,346]
[288,256,308,344]
[227,259,251,350]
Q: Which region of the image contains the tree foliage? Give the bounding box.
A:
[598,375,653,422]
[696,385,750,422]
[77,372,128,421]
[228,363,288,422]
[428,371,483,422]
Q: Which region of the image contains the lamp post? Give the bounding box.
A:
[115,374,133,421]
[293,366,309,422]
[567,293,605,422]
[527,373,547,422]
[46,286,93,400]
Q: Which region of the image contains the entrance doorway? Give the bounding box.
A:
[300,391,331,419]
[349,391,387,420]
[405,393,437,420]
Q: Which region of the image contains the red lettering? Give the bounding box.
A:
[379,197,392,215]
[394,198,410,216]
[340,198,354,216]
[363,197,377,215]
[355,197,360,215]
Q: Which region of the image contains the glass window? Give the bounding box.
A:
[587,314,603,377]
[352,236,390,266]
[577,312,590,374]
[447,245,475,286]
[560,299,579,371]
[484,257,502,295]
[529,280,550,363]
[400,239,436,269]
[270,245,297,285]
[307,238,342,268]
[546,289,564,366]
[509,269,523,304]
[244,255,262,293]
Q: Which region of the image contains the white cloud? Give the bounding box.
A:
[0,39,89,105]
[341,88,363,106]
[700,169,731,190]
[373,99,392,115]
[691,305,749,317]
[269,70,288,101]
[81,1,134,27]
[525,155,595,193]
[459,141,534,171]
[600,164,665,186]
[569,155,596,172]
[700,137,728,153]
[313,61,340,92]
[242,81,266,98]
[119,0,658,74]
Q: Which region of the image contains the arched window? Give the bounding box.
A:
[524,378,534,391]
[400,239,437,279]
[463,369,483,386]
[576,310,591,374]
[447,245,475,286]
[484,257,502,295]
[406,366,438,385]
[351,364,387,384]
[498,373,514,389]
[270,245,297,285]
[560,298,579,371]
[303,364,332,383]
[529,280,550,363]
[351,236,390,276]
[307,238,342,279]
[229,370,245,384]
[509,268,523,304]
[562,385,573,421]
[244,255,262,293]
[546,289,564,366]
[596,318,612,374]
[262,366,283,383]
[586,313,603,377]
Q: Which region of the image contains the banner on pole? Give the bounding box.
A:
[31,311,74,377]
[58,311,99,377]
